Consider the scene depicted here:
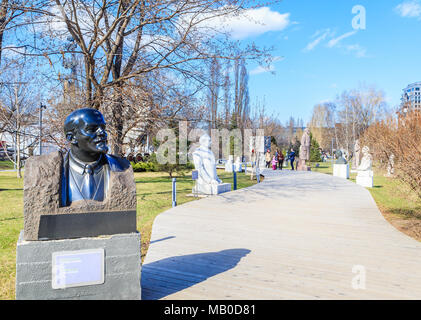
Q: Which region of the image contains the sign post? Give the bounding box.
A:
[172,178,177,207]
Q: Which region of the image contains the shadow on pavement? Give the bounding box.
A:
[141,248,250,300]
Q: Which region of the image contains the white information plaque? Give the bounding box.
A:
[52,248,105,289]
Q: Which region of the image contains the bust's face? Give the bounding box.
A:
[73,110,108,155]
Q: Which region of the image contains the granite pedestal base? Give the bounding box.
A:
[333,164,349,179]
[356,170,374,188]
[16,231,141,300]
[194,182,231,195]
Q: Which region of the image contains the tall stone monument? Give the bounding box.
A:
[16,108,141,300]
[352,139,360,171]
[297,128,311,171]
[356,146,373,188]
[192,134,231,195]
[385,154,395,177]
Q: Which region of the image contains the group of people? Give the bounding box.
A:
[265,149,297,171]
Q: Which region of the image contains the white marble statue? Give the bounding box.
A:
[356,146,373,187]
[234,156,242,172]
[357,146,372,171]
[386,154,395,177]
[225,155,234,172]
[192,134,231,195]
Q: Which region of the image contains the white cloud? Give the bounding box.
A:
[250,56,284,75]
[187,7,291,40]
[344,44,367,58]
[303,29,332,52]
[395,0,421,18]
[327,31,357,48]
[250,64,275,75]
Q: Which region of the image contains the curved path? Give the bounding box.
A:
[141,170,421,299]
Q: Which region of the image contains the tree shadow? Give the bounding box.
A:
[141,248,251,300]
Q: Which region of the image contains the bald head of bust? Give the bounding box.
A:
[64,108,109,162]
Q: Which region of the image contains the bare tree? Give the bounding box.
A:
[24,0,273,155]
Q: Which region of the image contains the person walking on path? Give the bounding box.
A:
[288,148,296,170]
[265,150,271,168]
[277,150,284,170]
[271,155,278,170]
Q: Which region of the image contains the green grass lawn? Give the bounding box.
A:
[0,168,256,300]
[0,161,14,170]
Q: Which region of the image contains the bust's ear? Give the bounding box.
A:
[66,132,77,145]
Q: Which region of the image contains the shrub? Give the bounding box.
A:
[362,111,421,200]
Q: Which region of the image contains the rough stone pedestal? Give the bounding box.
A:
[356,170,373,188]
[297,159,311,171]
[194,182,231,195]
[16,231,141,300]
[333,164,349,179]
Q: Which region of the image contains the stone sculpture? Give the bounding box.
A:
[225,155,234,172]
[23,108,137,241]
[333,149,349,179]
[335,150,348,164]
[17,108,141,300]
[192,134,231,195]
[234,156,242,172]
[297,128,311,171]
[356,146,373,188]
[386,154,395,177]
[352,139,360,170]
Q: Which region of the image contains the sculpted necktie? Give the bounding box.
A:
[81,164,96,199]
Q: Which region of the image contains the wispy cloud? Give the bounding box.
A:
[395,0,421,18]
[303,29,332,52]
[327,31,357,48]
[250,56,284,75]
[303,28,367,58]
[344,44,367,58]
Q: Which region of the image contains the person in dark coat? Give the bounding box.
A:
[288,148,296,170]
[277,150,284,170]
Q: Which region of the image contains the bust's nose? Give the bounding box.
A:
[97,127,107,138]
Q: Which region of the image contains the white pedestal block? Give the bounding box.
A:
[356,170,373,188]
[333,164,349,179]
[194,182,231,195]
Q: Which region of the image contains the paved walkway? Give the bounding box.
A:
[141,170,421,299]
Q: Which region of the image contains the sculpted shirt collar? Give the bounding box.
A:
[69,150,105,175]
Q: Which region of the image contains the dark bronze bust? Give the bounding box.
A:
[61,108,130,206]
[335,149,348,165]
[23,108,137,240]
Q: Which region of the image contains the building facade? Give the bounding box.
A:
[401,81,421,112]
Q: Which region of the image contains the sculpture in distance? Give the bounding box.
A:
[297,128,311,171]
[356,145,373,187]
[192,134,231,195]
[23,108,137,240]
[335,150,348,164]
[352,139,360,170]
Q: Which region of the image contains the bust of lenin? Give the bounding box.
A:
[23,108,137,240]
[62,108,131,205]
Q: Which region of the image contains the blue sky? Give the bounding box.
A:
[238,0,421,124]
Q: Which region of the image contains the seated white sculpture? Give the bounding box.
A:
[192,134,231,195]
[356,146,373,187]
